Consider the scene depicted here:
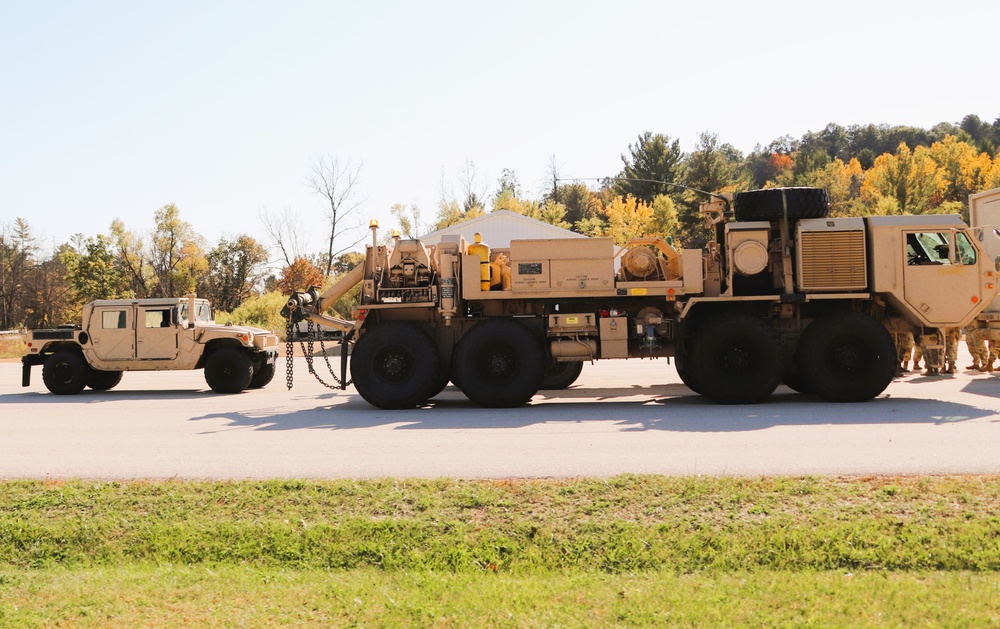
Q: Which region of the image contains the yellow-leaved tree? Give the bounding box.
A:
[927,135,995,205]
[860,143,943,215]
[794,157,865,217]
[602,194,654,245]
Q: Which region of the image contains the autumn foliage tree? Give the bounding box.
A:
[277,257,325,293]
[602,194,654,245]
[202,235,269,312]
[861,143,943,215]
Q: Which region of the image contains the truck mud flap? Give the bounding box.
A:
[21,355,44,387]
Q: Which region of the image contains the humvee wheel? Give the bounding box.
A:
[453,319,545,408]
[350,321,441,409]
[204,348,254,393]
[540,360,583,390]
[42,350,89,395]
[690,314,782,404]
[87,369,123,391]
[797,312,896,403]
[248,361,276,389]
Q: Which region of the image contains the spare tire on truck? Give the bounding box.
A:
[733,187,830,222]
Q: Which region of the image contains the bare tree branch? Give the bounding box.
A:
[259,206,309,268]
[306,156,368,277]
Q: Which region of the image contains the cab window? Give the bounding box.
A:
[144,309,172,328]
[102,310,127,329]
[956,232,976,265]
[907,232,951,265]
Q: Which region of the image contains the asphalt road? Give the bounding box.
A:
[3,348,1000,479]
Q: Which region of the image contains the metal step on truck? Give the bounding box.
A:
[282,187,998,409]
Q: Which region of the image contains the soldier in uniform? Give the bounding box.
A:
[894,331,914,374]
[985,338,1000,372]
[944,327,962,374]
[921,332,941,376]
[965,324,988,371]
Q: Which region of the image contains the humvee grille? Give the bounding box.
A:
[797,230,867,291]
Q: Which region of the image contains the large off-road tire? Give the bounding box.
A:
[42,350,89,395]
[540,360,583,390]
[453,319,545,408]
[689,314,783,404]
[674,338,704,395]
[204,348,254,394]
[780,368,813,394]
[733,187,830,222]
[424,366,451,400]
[796,311,897,403]
[247,361,276,389]
[86,368,123,391]
[350,321,441,409]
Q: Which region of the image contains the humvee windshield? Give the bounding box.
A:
[178,302,214,323]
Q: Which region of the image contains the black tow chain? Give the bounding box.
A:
[285,320,350,390]
[285,320,295,390]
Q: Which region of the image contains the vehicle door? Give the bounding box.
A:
[90,306,135,360]
[137,306,179,360]
[902,229,983,326]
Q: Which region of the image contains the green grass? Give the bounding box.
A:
[1,476,999,626]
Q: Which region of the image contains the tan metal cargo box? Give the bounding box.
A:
[509,238,615,292]
[599,316,628,358]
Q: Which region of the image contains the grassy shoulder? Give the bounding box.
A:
[2,566,998,628]
[1,476,999,626]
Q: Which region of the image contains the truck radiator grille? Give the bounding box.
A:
[797,230,867,291]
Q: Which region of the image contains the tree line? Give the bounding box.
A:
[425,114,1000,251]
[3,114,999,331]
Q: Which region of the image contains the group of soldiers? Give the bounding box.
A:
[895,325,999,376]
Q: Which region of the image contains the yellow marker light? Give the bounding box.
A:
[369,219,379,228]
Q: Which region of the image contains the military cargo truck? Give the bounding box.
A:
[282,187,998,409]
[22,294,279,394]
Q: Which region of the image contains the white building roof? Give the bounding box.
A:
[418,210,585,249]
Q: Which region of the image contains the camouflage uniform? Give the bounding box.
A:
[894,332,914,373]
[944,327,961,374]
[987,339,1000,372]
[964,324,988,371]
[921,332,942,376]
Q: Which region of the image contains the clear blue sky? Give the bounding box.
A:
[2,0,998,258]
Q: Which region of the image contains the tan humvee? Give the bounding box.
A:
[22,294,279,394]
